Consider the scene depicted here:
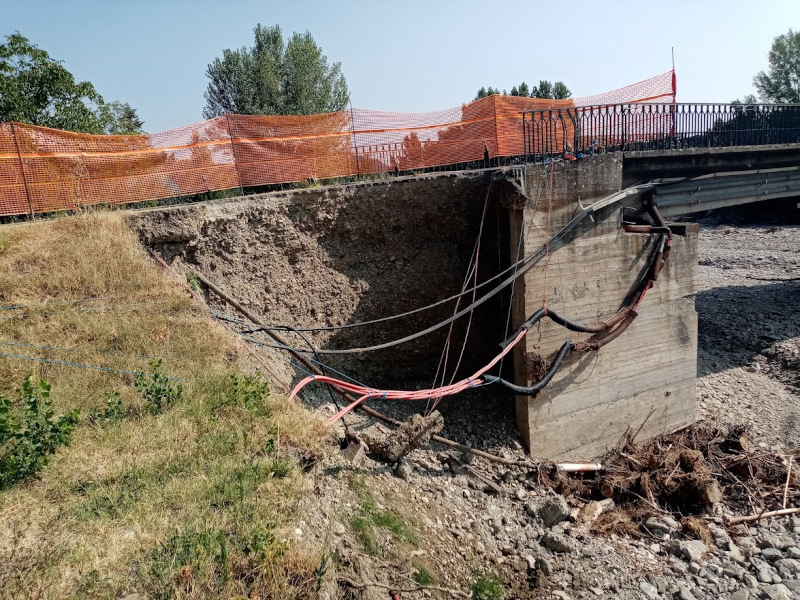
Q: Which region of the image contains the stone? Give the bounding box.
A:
[639,580,658,599]
[774,558,800,573]
[528,495,570,528]
[523,554,536,571]
[588,587,603,596]
[786,547,800,559]
[578,499,613,526]
[760,534,784,550]
[728,590,749,600]
[758,567,775,583]
[541,532,577,554]
[762,548,784,562]
[537,556,554,575]
[342,440,366,466]
[332,521,346,536]
[761,583,791,600]
[551,592,571,600]
[393,460,412,480]
[646,574,667,594]
[677,586,698,600]
[681,541,708,562]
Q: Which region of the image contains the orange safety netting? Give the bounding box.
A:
[0,70,675,217]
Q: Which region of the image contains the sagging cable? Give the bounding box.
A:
[485,340,574,394]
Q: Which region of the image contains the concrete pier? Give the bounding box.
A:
[511,157,698,459]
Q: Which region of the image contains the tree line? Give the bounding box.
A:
[1,26,798,135]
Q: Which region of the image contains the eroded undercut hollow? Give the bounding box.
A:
[132,172,523,437]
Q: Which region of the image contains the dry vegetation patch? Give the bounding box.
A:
[0,212,327,599]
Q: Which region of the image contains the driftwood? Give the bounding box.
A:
[362,412,444,462]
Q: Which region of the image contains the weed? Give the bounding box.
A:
[313,552,329,592]
[186,271,200,292]
[472,573,505,600]
[0,375,79,489]
[147,526,231,599]
[212,373,271,416]
[208,459,292,508]
[87,390,124,425]
[349,497,418,555]
[135,359,183,415]
[145,521,288,600]
[412,566,434,585]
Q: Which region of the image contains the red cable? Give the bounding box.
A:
[288,329,527,424]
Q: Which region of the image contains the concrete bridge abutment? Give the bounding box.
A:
[511,157,698,459]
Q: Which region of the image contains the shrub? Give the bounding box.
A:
[0,375,79,489]
[87,390,124,425]
[472,573,505,600]
[135,360,183,415]
[212,373,271,416]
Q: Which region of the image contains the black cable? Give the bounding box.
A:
[256,206,587,334]
[485,340,575,395]
[302,206,592,355]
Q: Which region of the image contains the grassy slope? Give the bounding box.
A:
[0,213,327,599]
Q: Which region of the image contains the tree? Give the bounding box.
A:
[203,24,350,118]
[474,80,570,101]
[753,29,800,103]
[531,80,572,100]
[0,33,144,134]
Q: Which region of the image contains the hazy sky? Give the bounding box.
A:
[2,0,798,133]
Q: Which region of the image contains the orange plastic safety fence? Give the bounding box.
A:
[0,71,674,217]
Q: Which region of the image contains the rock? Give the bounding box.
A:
[577,499,613,527]
[645,516,676,538]
[342,440,366,466]
[758,567,774,583]
[515,488,528,501]
[786,546,800,559]
[761,548,783,562]
[537,556,553,575]
[528,494,570,528]
[393,460,412,480]
[639,580,658,599]
[728,590,749,600]
[677,586,698,600]
[673,540,707,562]
[523,554,536,571]
[774,558,800,573]
[551,592,571,600]
[541,531,577,554]
[332,521,346,536]
[761,583,791,600]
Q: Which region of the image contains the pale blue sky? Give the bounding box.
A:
[2,0,798,133]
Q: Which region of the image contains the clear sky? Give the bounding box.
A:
[2,0,798,133]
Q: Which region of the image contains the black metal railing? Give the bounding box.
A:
[521,103,800,163]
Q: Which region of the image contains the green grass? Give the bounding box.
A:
[0,212,327,599]
[347,474,418,556]
[413,566,434,585]
[472,573,505,600]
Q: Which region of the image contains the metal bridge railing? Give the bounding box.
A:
[521,103,800,163]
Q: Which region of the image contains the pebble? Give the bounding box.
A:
[639,580,658,599]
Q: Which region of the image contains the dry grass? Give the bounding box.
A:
[0,211,328,599]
